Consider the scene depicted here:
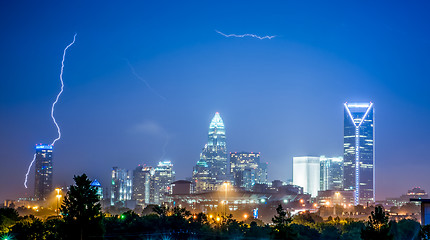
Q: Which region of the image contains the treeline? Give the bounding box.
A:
[1,174,430,240]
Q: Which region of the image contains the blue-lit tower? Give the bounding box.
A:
[343,102,375,205]
[34,144,53,200]
[202,112,228,182]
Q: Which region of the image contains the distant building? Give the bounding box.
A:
[193,159,215,193]
[230,152,268,191]
[34,144,53,200]
[202,113,228,180]
[278,184,303,195]
[385,187,428,207]
[132,166,153,206]
[293,156,320,197]
[344,102,375,205]
[272,180,284,189]
[90,179,103,200]
[171,180,192,195]
[320,156,344,191]
[111,167,133,206]
[166,189,311,222]
[131,161,175,206]
[152,160,175,204]
[316,190,354,207]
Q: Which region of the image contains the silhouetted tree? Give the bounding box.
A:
[320,224,341,240]
[421,224,430,240]
[244,221,271,239]
[340,220,364,240]
[290,223,319,240]
[60,174,103,240]
[293,211,323,225]
[10,215,49,240]
[393,219,420,240]
[271,204,297,240]
[0,207,19,234]
[361,206,393,240]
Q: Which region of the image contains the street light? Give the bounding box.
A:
[334,192,341,216]
[55,188,62,216]
[223,182,229,216]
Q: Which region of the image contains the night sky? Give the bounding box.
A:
[1,1,430,202]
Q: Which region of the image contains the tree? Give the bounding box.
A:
[340,221,364,240]
[0,208,19,234]
[271,204,297,240]
[395,219,420,240]
[60,174,103,240]
[10,215,48,240]
[421,224,430,240]
[361,206,393,240]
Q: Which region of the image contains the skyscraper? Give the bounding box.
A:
[293,156,320,197]
[90,179,103,200]
[195,112,228,191]
[152,160,175,204]
[34,144,53,200]
[320,156,344,191]
[132,166,153,206]
[193,159,214,193]
[343,102,375,205]
[110,167,133,206]
[230,152,268,191]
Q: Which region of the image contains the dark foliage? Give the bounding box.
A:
[271,204,297,240]
[60,174,104,240]
[0,208,19,234]
[421,224,430,240]
[361,206,393,240]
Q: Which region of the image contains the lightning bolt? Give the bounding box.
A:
[215,30,276,40]
[24,154,36,188]
[24,33,77,188]
[125,59,167,101]
[51,33,77,146]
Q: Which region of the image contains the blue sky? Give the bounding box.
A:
[1,1,430,201]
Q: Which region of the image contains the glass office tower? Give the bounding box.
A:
[343,102,374,205]
[200,112,228,182]
[34,144,53,200]
[293,156,320,197]
[320,156,344,191]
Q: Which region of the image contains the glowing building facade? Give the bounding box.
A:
[34,144,53,200]
[132,161,175,206]
[152,160,175,204]
[293,156,320,197]
[132,166,153,206]
[110,167,133,206]
[90,179,103,200]
[343,102,375,205]
[194,112,228,192]
[230,152,268,191]
[320,156,344,191]
[193,159,215,193]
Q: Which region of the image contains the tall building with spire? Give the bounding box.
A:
[34,144,53,200]
[343,102,375,205]
[193,112,228,192]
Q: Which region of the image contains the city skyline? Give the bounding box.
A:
[2,1,430,203]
